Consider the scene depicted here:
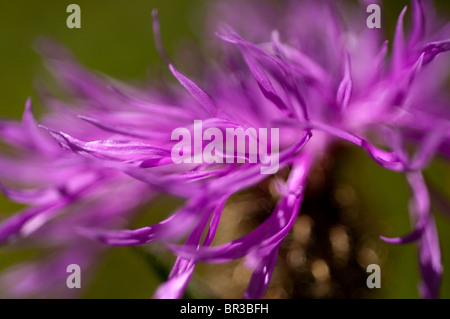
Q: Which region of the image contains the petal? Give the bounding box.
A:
[422,39,450,64]
[410,0,425,47]
[168,64,217,116]
[392,6,408,72]
[151,9,174,65]
[0,183,61,205]
[79,197,209,246]
[154,195,228,299]
[169,154,311,263]
[418,216,442,299]
[381,172,431,244]
[336,53,353,110]
[21,98,57,153]
[42,126,171,162]
[243,247,279,299]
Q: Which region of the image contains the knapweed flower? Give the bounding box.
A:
[0,0,449,298]
[0,44,156,297]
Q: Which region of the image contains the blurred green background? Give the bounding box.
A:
[0,0,449,299]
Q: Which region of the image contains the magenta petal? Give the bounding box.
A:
[153,265,195,299]
[78,199,204,246]
[418,216,442,299]
[422,39,450,64]
[393,6,408,72]
[336,54,352,109]
[0,183,60,205]
[410,0,425,47]
[42,126,171,162]
[243,247,279,299]
[381,172,431,244]
[168,64,217,116]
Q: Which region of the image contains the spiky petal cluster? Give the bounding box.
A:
[0,0,449,298]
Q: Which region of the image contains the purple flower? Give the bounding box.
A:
[1,0,449,298]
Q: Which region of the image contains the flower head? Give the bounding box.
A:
[0,0,449,298]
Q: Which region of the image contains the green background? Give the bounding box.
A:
[0,0,449,299]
